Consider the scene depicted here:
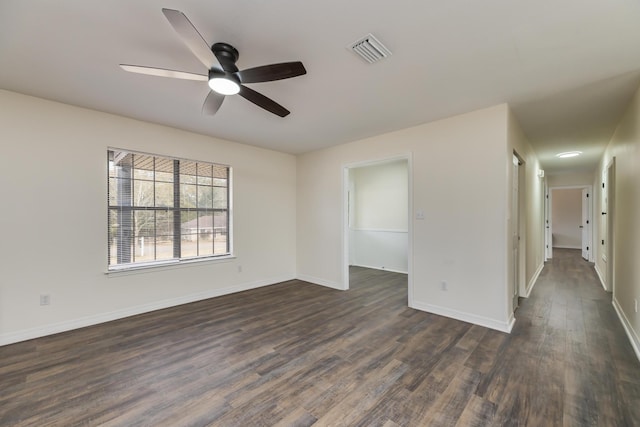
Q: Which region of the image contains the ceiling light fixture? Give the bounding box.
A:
[555,151,582,158]
[208,77,240,95]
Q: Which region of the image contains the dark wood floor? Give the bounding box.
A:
[1,249,639,426]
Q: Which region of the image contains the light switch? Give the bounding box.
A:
[416,210,425,220]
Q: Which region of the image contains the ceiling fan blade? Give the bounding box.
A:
[202,91,225,115]
[238,85,290,117]
[161,8,222,71]
[120,65,208,81]
[237,62,306,84]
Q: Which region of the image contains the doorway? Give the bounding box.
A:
[546,185,593,262]
[342,155,412,303]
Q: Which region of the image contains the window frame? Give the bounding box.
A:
[107,148,233,272]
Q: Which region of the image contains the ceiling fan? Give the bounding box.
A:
[120,8,306,117]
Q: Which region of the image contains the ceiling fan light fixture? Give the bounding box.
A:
[208,77,240,95]
[123,10,303,117]
[556,151,582,158]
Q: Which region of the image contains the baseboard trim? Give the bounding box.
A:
[297,274,345,290]
[410,301,514,333]
[594,264,608,291]
[349,264,408,275]
[0,275,294,347]
[552,245,582,249]
[612,297,640,363]
[524,261,544,298]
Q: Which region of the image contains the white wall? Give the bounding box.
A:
[349,160,408,273]
[594,83,640,360]
[349,230,408,273]
[551,188,582,249]
[546,172,594,187]
[0,90,297,345]
[298,104,519,332]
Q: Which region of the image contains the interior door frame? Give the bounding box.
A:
[603,157,616,292]
[511,153,523,310]
[547,184,594,262]
[341,153,413,305]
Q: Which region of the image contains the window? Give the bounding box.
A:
[108,149,230,270]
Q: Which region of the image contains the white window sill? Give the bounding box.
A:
[105,254,236,276]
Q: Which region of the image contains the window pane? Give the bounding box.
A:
[110,175,133,204]
[213,187,227,209]
[155,182,173,207]
[133,180,154,207]
[108,209,117,265]
[155,157,174,183]
[155,236,175,261]
[110,151,133,178]
[197,163,213,185]
[133,154,154,180]
[180,161,197,184]
[108,177,118,205]
[109,208,134,266]
[180,184,197,208]
[134,210,155,238]
[198,238,213,256]
[134,169,154,181]
[133,210,155,262]
[198,186,213,209]
[155,210,174,261]
[108,151,116,178]
[133,236,155,263]
[198,175,212,186]
[197,212,214,256]
[156,210,174,238]
[213,165,228,179]
[156,171,173,183]
[181,234,198,258]
[213,177,227,187]
[196,211,214,236]
[213,211,228,254]
[180,210,198,258]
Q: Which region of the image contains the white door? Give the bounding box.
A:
[545,188,552,260]
[581,188,591,260]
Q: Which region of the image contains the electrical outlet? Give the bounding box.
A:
[441,281,447,291]
[238,265,242,273]
[40,294,51,306]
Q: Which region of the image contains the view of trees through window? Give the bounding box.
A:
[108,149,230,269]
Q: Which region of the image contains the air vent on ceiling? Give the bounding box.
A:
[349,33,392,64]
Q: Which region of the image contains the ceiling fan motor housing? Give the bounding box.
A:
[212,42,239,72]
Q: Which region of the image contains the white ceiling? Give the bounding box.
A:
[2,0,640,175]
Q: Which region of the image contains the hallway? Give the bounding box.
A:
[498,248,640,425]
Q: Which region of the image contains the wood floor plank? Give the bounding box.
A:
[454,394,496,427]
[416,366,483,426]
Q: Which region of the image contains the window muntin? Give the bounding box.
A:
[108,149,230,270]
